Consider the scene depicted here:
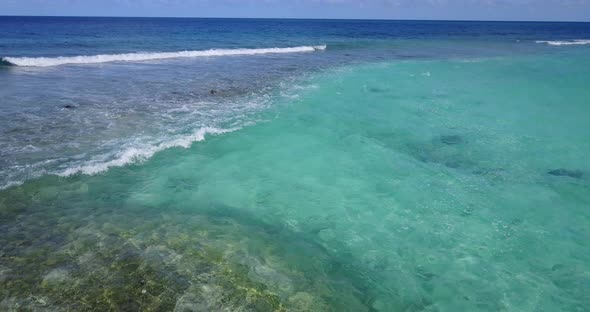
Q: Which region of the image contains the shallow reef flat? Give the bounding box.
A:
[0,180,375,311]
[2,43,590,311]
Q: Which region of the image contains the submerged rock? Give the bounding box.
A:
[547,169,583,179]
[460,207,474,217]
[369,87,386,93]
[473,168,505,175]
[440,135,463,145]
[551,264,565,271]
[415,267,438,281]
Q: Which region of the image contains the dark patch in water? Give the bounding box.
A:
[416,267,438,281]
[63,105,75,109]
[460,207,474,217]
[397,54,419,59]
[205,203,285,236]
[202,203,375,310]
[552,264,565,271]
[443,160,462,169]
[375,136,476,171]
[547,169,583,179]
[0,58,15,67]
[440,135,463,145]
[473,168,505,175]
[369,87,386,93]
[208,87,250,97]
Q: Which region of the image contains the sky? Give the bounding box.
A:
[2,0,590,21]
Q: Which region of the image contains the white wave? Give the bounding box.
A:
[536,39,590,46]
[0,180,24,191]
[2,45,327,67]
[0,126,239,190]
[58,126,237,177]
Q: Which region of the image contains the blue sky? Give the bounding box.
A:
[2,0,590,21]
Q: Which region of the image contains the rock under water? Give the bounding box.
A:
[368,87,386,93]
[440,135,463,145]
[547,169,583,179]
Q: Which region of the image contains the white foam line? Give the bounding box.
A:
[536,39,590,46]
[58,126,238,177]
[2,45,327,67]
[0,181,24,191]
[0,126,239,191]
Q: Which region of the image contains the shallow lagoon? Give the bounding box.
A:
[2,53,590,310]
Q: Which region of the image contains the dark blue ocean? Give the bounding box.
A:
[2,17,589,56]
[1,17,590,311]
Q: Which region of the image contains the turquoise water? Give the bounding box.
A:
[2,17,590,311]
[3,53,590,311]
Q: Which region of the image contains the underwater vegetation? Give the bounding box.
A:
[0,180,374,311]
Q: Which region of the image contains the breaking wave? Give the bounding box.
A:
[536,39,590,46]
[58,127,238,177]
[1,45,327,67]
[0,126,238,190]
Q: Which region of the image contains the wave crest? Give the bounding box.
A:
[0,124,247,191]
[56,126,237,177]
[1,45,327,67]
[536,39,590,46]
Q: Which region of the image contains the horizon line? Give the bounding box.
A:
[1,15,589,23]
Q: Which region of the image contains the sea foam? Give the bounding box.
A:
[536,39,590,46]
[1,45,327,67]
[58,127,237,177]
[0,126,238,190]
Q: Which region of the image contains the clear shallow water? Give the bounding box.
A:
[1,17,590,311]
